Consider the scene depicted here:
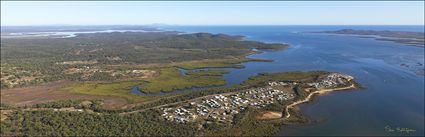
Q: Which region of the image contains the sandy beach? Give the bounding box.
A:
[284,84,356,119]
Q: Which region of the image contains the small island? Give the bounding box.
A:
[319,29,425,48]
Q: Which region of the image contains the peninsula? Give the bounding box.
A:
[319,29,425,47]
[1,71,359,136]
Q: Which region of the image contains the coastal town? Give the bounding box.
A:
[159,73,356,125]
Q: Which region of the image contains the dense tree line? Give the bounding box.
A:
[0,107,286,136]
[1,109,198,136]
[32,100,103,110]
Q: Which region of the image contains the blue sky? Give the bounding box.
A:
[1,1,424,26]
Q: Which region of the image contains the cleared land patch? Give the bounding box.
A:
[257,111,283,120]
[0,80,129,109]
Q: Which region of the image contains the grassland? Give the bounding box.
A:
[175,58,272,69]
[60,67,229,100]
[176,59,247,69]
[61,81,152,103]
[138,68,227,93]
[186,70,230,76]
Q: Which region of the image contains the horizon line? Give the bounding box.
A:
[2,24,424,27]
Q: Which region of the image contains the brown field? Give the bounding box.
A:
[271,85,294,93]
[257,111,283,120]
[0,80,129,109]
[1,110,13,121]
[60,60,98,65]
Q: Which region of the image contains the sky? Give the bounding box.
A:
[1,1,424,26]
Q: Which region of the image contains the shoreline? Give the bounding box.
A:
[283,83,356,119]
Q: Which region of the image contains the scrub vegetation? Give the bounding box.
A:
[186,70,231,76]
[241,71,329,87]
[138,68,228,93]
[61,81,150,103]
[1,31,287,91]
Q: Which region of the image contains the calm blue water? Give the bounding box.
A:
[159,26,424,136]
